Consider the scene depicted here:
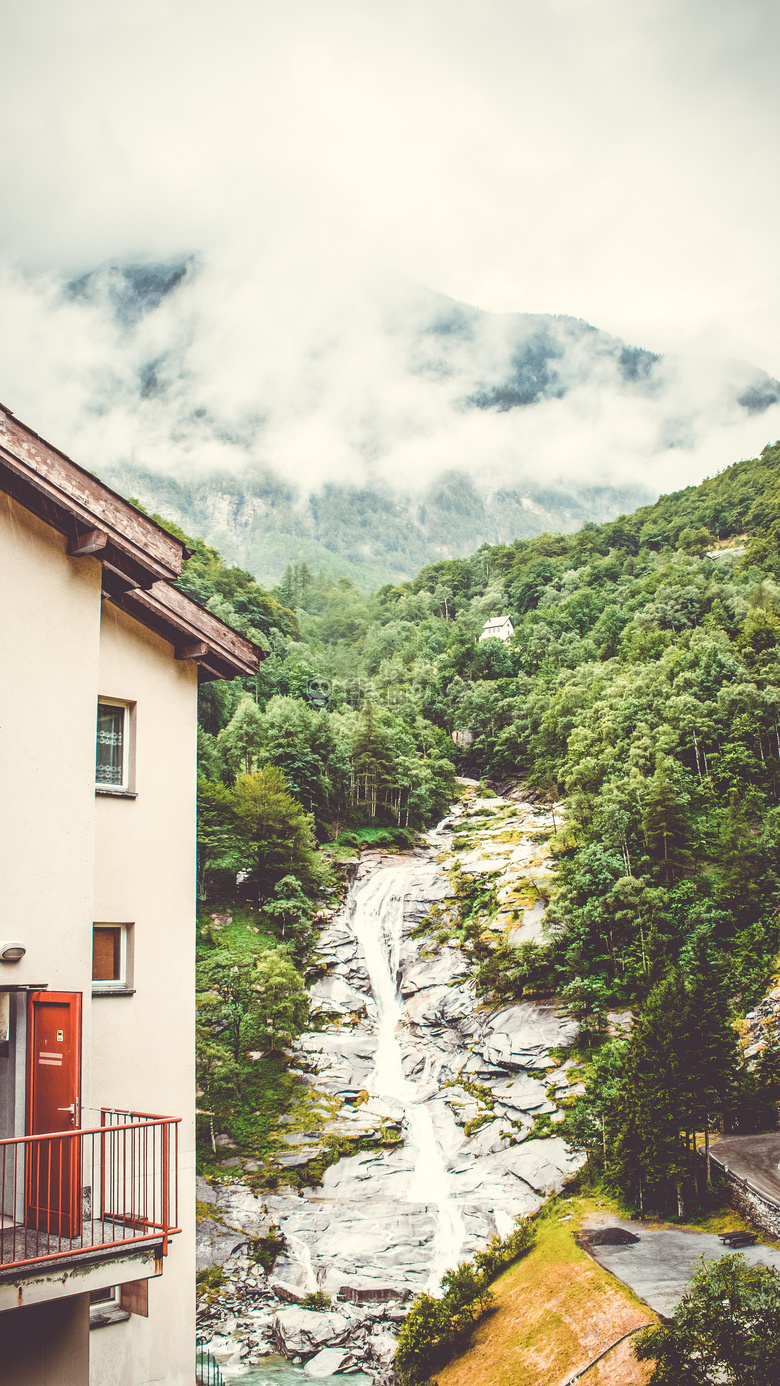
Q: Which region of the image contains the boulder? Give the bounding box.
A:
[275,1148,326,1168]
[367,1330,399,1365]
[339,1281,410,1304]
[196,1219,246,1272]
[273,1307,351,1357]
[305,1347,353,1377]
[270,1278,306,1303]
[309,975,370,1016]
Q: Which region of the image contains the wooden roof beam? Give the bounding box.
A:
[68,528,108,558]
[0,407,186,583]
[175,641,210,661]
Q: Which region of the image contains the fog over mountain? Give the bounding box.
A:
[2,256,780,587]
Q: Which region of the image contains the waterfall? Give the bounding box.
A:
[349,864,467,1292]
[286,1232,318,1292]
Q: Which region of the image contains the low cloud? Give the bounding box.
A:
[0,255,778,519]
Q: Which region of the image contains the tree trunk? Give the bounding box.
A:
[705,1120,711,1185]
[676,1182,685,1219]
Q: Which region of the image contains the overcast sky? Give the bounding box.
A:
[1,0,779,496]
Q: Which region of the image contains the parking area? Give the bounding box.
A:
[582,1218,780,1318]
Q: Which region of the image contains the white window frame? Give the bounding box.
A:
[96,697,134,793]
[92,922,132,992]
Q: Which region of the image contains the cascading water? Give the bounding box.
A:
[349,863,467,1292]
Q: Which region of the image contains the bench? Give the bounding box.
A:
[718,1230,758,1247]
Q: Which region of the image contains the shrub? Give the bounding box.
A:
[300,1290,333,1311]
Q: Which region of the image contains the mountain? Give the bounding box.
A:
[26,260,780,586]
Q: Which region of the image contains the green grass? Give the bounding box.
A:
[436,1195,656,1386]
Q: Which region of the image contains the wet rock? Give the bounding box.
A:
[309,975,372,1016]
[273,1307,351,1356]
[270,1278,306,1303]
[275,1148,327,1168]
[338,1282,411,1304]
[208,1335,242,1362]
[462,1120,512,1157]
[196,1219,247,1271]
[305,1347,353,1377]
[196,1176,217,1206]
[401,949,469,996]
[366,1329,399,1365]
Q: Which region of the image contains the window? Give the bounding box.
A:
[90,1287,116,1306]
[92,924,132,992]
[96,699,132,790]
[89,1285,133,1329]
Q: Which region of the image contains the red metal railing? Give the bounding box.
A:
[0,1108,180,1271]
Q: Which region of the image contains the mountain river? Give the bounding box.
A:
[198,787,584,1380]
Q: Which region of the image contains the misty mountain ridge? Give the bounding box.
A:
[41,259,780,585]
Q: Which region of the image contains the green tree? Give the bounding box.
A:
[261,874,315,963]
[352,704,397,819]
[197,778,242,898]
[439,1261,493,1324]
[218,694,265,777]
[394,1293,451,1385]
[634,1254,780,1384]
[643,758,691,883]
[233,766,320,904]
[614,968,737,1215]
[198,939,308,1062]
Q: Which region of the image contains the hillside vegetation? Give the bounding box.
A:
[155,441,780,1206]
[435,1198,654,1386]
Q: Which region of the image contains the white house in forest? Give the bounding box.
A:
[478,615,514,644]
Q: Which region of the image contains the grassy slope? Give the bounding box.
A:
[436,1190,773,1386]
[437,1197,656,1386]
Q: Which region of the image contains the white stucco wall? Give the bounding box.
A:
[90,602,197,1386]
[0,491,99,1039]
[0,492,196,1385]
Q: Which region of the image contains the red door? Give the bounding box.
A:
[26,992,82,1238]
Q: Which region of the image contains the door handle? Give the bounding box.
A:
[57,1105,76,1113]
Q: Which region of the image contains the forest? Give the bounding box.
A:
[152,437,780,1215]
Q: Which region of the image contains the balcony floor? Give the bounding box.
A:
[0,1220,161,1276]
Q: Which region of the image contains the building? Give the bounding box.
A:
[478,615,514,644]
[0,404,260,1384]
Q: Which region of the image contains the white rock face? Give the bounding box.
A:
[273,1307,351,1356]
[367,1329,400,1365]
[199,789,586,1377]
[304,1347,353,1377]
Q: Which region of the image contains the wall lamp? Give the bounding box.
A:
[0,941,26,963]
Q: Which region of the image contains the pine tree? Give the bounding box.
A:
[683,947,739,1186]
[643,758,691,883]
[351,704,396,820]
[233,766,319,904]
[614,972,692,1214]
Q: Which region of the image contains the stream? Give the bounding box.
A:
[350,863,467,1290]
[198,788,584,1378]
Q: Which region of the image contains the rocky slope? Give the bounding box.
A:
[197,784,584,1377]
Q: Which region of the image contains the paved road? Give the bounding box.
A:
[710,1132,780,1205]
[583,1218,780,1318]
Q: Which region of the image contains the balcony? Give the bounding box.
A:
[0,1110,180,1307]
